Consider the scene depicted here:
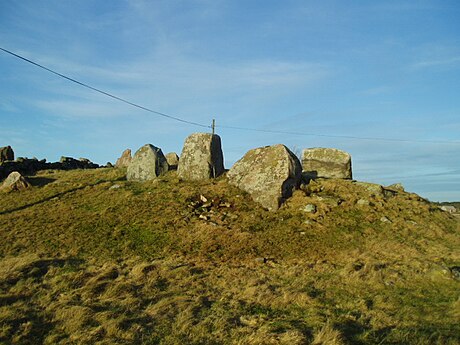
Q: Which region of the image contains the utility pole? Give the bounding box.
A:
[212,118,215,135]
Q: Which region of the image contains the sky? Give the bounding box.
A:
[1,0,459,201]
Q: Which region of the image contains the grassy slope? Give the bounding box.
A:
[0,168,459,345]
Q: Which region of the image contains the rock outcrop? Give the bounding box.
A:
[115,149,132,168]
[0,146,14,163]
[165,152,179,170]
[301,147,352,180]
[227,144,302,211]
[177,133,224,181]
[0,171,31,192]
[58,157,99,170]
[127,144,169,181]
[0,156,100,179]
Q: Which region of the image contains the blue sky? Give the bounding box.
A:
[1,0,459,201]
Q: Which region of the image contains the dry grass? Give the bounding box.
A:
[0,168,459,344]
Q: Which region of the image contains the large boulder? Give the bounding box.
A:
[115,149,132,168]
[165,152,179,170]
[127,144,169,181]
[301,147,352,180]
[227,144,302,211]
[0,171,31,192]
[177,133,224,181]
[0,146,14,163]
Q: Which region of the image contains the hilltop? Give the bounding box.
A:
[0,168,459,344]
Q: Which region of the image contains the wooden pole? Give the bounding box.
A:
[212,118,215,135]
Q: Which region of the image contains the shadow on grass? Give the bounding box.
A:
[28,176,56,187]
[0,179,118,216]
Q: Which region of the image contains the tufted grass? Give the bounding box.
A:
[0,168,459,344]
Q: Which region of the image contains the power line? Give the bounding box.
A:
[0,47,210,129]
[1,46,459,145]
[216,124,459,144]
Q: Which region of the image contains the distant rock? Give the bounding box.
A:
[0,171,31,192]
[165,152,179,170]
[302,147,352,180]
[440,205,456,214]
[127,144,169,181]
[386,183,405,192]
[354,182,384,196]
[0,146,14,163]
[177,133,224,181]
[59,157,99,170]
[227,144,302,211]
[115,149,132,168]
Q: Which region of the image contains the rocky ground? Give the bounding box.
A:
[0,168,459,344]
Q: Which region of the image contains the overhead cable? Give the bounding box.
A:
[1,46,459,145]
[215,124,459,144]
[0,47,210,129]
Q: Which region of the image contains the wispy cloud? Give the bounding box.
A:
[411,56,460,69]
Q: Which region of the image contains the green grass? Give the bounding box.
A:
[0,168,459,344]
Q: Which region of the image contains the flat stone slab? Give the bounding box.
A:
[302,147,352,180]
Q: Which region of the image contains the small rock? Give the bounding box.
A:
[109,184,121,190]
[0,171,31,192]
[357,199,370,206]
[199,214,209,221]
[355,182,384,196]
[380,216,392,223]
[165,152,180,170]
[450,266,460,280]
[255,257,267,263]
[302,204,317,213]
[200,195,208,203]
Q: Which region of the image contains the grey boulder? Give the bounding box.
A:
[177,133,224,181]
[227,144,302,211]
[165,152,179,170]
[302,147,352,180]
[127,144,169,181]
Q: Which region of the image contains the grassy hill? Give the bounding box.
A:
[0,168,459,344]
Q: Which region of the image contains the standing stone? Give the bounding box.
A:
[0,171,31,192]
[227,144,302,211]
[127,144,169,181]
[165,152,180,170]
[301,147,352,180]
[115,149,132,168]
[0,146,14,163]
[177,133,224,181]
